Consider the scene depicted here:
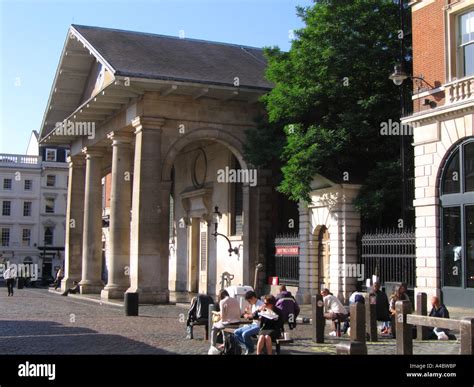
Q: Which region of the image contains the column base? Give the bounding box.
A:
[61,277,80,293]
[79,280,104,294]
[126,287,169,304]
[101,285,128,300]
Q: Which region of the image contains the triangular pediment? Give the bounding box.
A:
[39,26,117,142]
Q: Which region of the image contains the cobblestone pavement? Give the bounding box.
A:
[0,288,463,355]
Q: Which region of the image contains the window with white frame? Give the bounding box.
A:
[3,178,12,190]
[459,10,474,77]
[44,227,54,245]
[46,175,56,187]
[22,229,31,247]
[24,179,32,190]
[45,148,57,161]
[1,228,10,246]
[23,201,32,216]
[2,201,11,216]
[45,197,55,213]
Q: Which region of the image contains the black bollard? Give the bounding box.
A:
[124,292,139,316]
[365,293,378,342]
[312,294,325,343]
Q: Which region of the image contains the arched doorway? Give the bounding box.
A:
[163,130,251,296]
[439,137,474,306]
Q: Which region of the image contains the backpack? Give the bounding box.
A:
[221,334,242,355]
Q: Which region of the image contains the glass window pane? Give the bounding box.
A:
[443,207,462,287]
[463,43,474,77]
[442,150,460,194]
[466,206,474,288]
[465,142,474,191]
[460,11,474,45]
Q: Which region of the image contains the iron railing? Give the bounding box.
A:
[272,233,299,286]
[360,228,416,289]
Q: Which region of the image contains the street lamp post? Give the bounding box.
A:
[211,206,239,256]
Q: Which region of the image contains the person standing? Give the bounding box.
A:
[54,267,64,290]
[3,265,15,296]
[370,282,390,333]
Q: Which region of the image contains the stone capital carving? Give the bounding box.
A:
[82,146,105,158]
[132,116,166,134]
[107,131,133,147]
[67,154,86,167]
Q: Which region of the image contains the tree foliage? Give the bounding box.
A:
[245,0,412,225]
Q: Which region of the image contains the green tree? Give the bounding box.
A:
[245,0,412,227]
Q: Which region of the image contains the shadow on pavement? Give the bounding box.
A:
[0,320,172,355]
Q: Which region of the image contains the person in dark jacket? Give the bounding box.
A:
[275,285,300,329]
[428,296,454,340]
[186,294,214,339]
[255,295,284,355]
[370,282,390,333]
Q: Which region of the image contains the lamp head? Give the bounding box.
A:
[389,64,409,86]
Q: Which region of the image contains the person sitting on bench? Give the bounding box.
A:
[321,288,348,336]
[210,290,241,348]
[255,295,284,355]
[275,285,300,330]
[234,291,264,354]
[428,296,455,340]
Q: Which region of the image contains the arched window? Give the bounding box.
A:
[440,138,474,291]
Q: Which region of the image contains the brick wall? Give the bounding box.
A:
[411,0,447,112]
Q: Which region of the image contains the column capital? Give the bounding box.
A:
[132,116,166,134]
[107,131,133,146]
[82,146,105,158]
[67,154,86,167]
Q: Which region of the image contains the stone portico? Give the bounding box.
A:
[297,175,362,304]
[39,25,275,303]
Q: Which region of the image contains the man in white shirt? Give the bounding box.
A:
[3,264,16,296]
[234,291,264,354]
[210,289,241,348]
[321,288,348,336]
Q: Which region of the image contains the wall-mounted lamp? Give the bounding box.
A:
[212,206,239,256]
[389,64,436,89]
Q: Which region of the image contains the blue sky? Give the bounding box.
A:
[0,0,312,154]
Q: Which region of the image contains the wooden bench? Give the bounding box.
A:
[223,327,293,354]
[396,300,474,355]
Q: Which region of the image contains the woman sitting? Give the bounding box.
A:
[255,295,284,355]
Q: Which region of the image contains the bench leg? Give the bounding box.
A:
[205,325,209,341]
[276,343,281,355]
[336,321,342,337]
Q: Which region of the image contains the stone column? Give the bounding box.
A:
[101,131,133,299]
[296,202,312,304]
[127,116,170,304]
[79,147,105,294]
[61,155,86,291]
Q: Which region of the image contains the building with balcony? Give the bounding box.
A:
[402,0,474,307]
[0,131,68,282]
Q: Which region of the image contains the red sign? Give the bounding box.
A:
[275,246,299,256]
